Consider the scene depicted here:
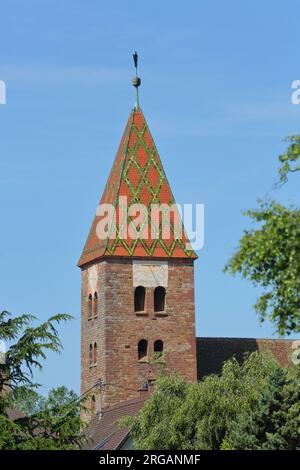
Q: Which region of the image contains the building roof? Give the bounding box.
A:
[6,408,26,421]
[81,394,148,450]
[81,337,296,450]
[196,337,296,380]
[78,107,196,267]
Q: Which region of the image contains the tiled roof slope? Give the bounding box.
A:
[78,108,196,266]
[81,394,148,450]
[196,337,296,380]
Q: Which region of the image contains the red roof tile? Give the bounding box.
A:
[78,108,196,267]
[81,394,148,450]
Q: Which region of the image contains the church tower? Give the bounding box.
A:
[78,60,197,414]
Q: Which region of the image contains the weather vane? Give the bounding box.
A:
[132,51,141,109]
[133,51,138,75]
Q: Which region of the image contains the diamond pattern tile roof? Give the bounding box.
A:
[78,108,196,266]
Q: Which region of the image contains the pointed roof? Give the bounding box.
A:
[78,108,196,267]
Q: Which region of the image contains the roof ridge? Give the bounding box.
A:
[197,336,296,342]
[101,109,135,256]
[104,393,148,412]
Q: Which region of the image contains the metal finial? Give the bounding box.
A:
[132,51,141,109]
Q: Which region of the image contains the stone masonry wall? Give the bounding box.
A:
[81,257,197,412]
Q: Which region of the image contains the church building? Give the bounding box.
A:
[78,67,197,414]
[79,59,295,449]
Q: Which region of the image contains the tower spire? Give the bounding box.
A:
[132,51,141,109]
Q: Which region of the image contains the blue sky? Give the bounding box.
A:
[0,1,299,395]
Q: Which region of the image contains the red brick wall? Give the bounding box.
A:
[80,261,106,415]
[81,258,197,412]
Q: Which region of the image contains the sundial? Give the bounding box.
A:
[132,260,168,287]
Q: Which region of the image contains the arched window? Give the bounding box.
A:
[88,294,93,320]
[89,344,93,367]
[154,339,164,353]
[94,292,98,318]
[138,339,148,361]
[134,286,146,312]
[93,342,97,366]
[91,395,96,413]
[154,286,166,312]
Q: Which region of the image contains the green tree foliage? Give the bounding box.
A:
[12,387,46,416]
[0,310,71,393]
[278,135,300,184]
[223,366,300,450]
[122,352,298,450]
[0,310,82,449]
[224,137,300,335]
[36,386,81,447]
[225,201,300,335]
